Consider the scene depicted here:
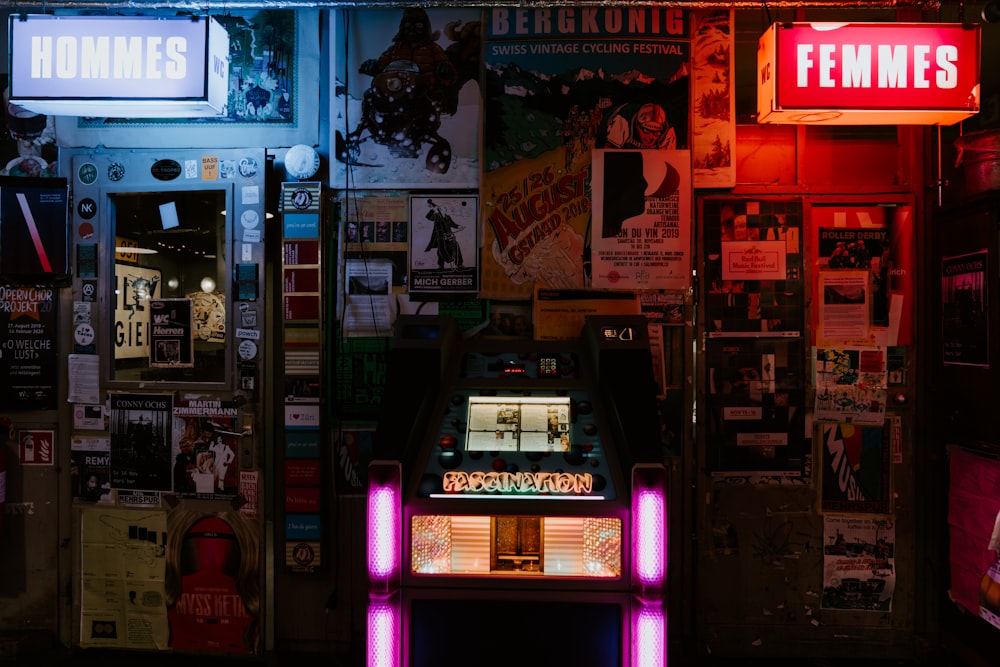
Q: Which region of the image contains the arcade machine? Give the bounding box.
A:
[365,315,669,667]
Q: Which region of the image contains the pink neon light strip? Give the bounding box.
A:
[15,192,52,272]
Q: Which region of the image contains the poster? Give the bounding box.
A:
[590,149,692,290]
[334,427,376,496]
[337,193,411,336]
[690,10,735,188]
[113,264,162,361]
[822,515,896,612]
[820,423,891,515]
[79,507,169,649]
[165,508,261,653]
[941,249,989,367]
[811,203,913,347]
[0,284,58,410]
[705,337,808,481]
[481,7,690,299]
[948,446,1000,618]
[817,270,870,344]
[703,198,804,338]
[340,259,395,337]
[57,10,321,149]
[331,8,482,188]
[109,393,173,492]
[0,176,69,281]
[409,194,479,295]
[532,287,641,341]
[172,399,243,498]
[149,299,194,369]
[71,436,113,503]
[814,347,887,426]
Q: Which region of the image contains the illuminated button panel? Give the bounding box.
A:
[461,351,580,380]
[419,388,616,500]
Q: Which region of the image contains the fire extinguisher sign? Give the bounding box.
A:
[19,429,54,466]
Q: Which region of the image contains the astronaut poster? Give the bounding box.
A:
[331,8,483,189]
[481,7,690,299]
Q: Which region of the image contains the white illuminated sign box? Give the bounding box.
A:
[8,15,229,117]
[758,22,980,125]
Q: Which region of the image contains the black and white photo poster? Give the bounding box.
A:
[110,393,173,492]
[409,194,479,295]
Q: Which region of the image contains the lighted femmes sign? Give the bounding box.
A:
[758,22,980,125]
[8,15,229,117]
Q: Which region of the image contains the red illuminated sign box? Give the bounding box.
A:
[758,22,980,125]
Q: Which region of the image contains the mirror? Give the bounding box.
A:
[110,189,228,383]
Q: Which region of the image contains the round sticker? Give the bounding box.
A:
[238,339,258,360]
[78,163,98,185]
[291,188,313,210]
[241,209,260,230]
[74,323,95,346]
[239,156,259,178]
[78,198,97,220]
[285,144,320,180]
[107,163,125,181]
[292,543,315,567]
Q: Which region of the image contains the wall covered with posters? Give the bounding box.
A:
[694,195,918,658]
[323,6,932,661]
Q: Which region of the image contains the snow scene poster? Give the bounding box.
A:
[481,7,691,300]
[331,8,482,189]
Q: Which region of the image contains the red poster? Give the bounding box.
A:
[283,240,319,265]
[285,487,321,513]
[284,267,319,293]
[165,511,261,653]
[283,295,320,321]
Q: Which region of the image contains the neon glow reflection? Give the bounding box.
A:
[367,480,400,583]
[366,597,400,667]
[633,485,666,589]
[631,602,666,667]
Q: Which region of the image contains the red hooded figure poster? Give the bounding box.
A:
[165,510,262,653]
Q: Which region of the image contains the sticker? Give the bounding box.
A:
[239,156,259,178]
[73,301,91,324]
[107,162,125,181]
[291,542,316,567]
[290,188,314,210]
[78,221,95,240]
[81,280,97,302]
[78,162,98,185]
[74,323,95,346]
[241,209,260,229]
[238,339,258,360]
[78,198,97,220]
[285,144,320,180]
[151,159,182,181]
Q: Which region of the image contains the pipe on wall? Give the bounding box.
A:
[0,0,951,11]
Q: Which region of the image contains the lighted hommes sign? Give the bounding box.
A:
[8,15,229,117]
[758,22,980,125]
[442,470,594,495]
